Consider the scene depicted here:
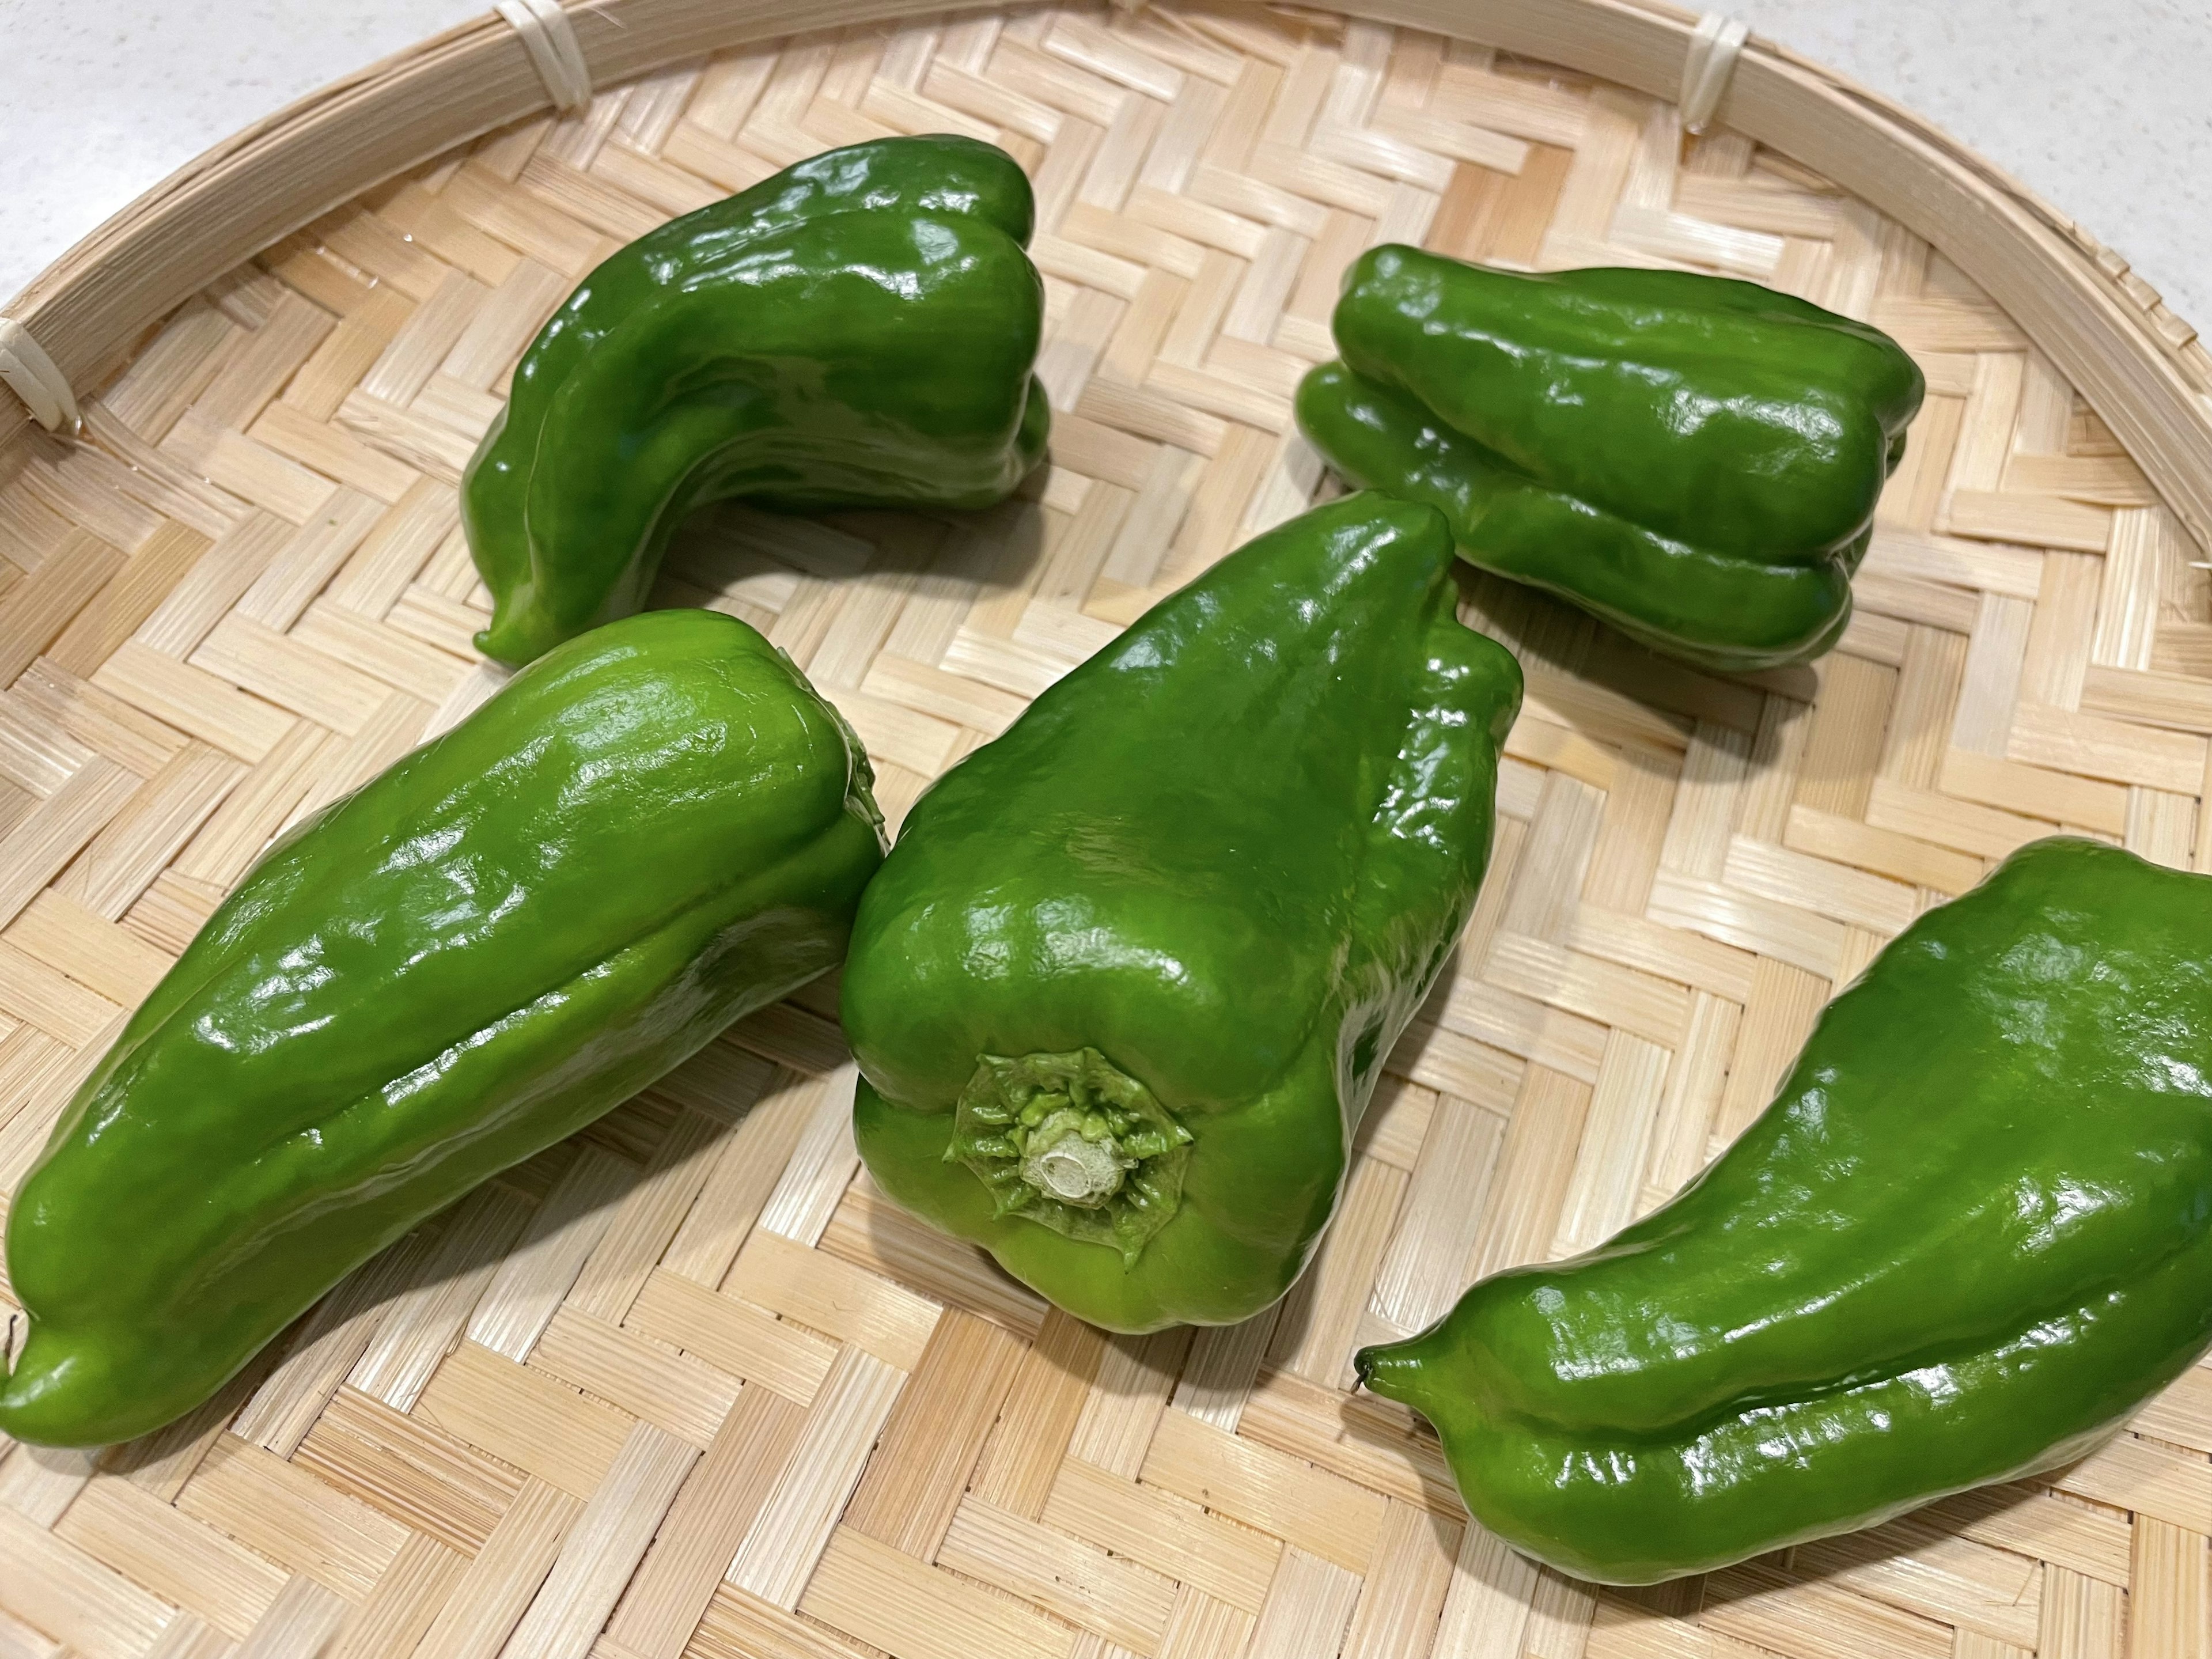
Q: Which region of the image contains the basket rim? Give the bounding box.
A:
[2,0,2209,547]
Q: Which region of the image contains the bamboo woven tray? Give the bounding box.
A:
[3,2,2212,1656]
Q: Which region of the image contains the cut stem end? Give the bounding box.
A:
[948,1046,1193,1264]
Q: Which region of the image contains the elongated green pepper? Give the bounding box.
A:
[0,609,883,1446]
[1359,838,2212,1584]
[464,134,1050,666]
[1297,248,1924,671]
[842,494,1523,1331]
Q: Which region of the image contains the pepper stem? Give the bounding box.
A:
[946,1047,1194,1264]
[1354,1330,1455,1423]
[1022,1116,1130,1205]
[1354,1340,1414,1401]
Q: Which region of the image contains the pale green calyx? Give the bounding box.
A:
[948,1047,1193,1264]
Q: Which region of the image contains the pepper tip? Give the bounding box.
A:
[1351,1334,1433,1412]
[1351,1341,1385,1393]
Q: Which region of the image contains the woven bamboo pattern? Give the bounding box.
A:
[0,4,2207,1655]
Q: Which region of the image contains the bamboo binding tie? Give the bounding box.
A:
[0,317,81,437]
[495,0,594,114]
[1679,13,1749,135]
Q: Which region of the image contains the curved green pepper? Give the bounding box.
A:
[1358,838,2212,1584]
[1297,248,1925,671]
[0,609,884,1446]
[464,134,1050,666]
[842,493,1523,1331]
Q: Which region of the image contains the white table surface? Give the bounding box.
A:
[3,0,2209,329]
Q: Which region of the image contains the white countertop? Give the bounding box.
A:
[3,1,2209,328]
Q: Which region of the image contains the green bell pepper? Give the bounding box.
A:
[0,609,884,1446]
[841,493,1523,1332]
[464,134,1050,666]
[1359,838,2212,1584]
[1296,248,1925,671]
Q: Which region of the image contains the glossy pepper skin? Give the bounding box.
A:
[464,134,1050,666]
[1297,247,1925,671]
[0,609,884,1447]
[1359,838,2212,1585]
[842,494,1524,1332]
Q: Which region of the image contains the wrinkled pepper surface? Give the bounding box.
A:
[0,609,884,1446]
[1359,838,2212,1584]
[464,134,1050,666]
[842,493,1524,1331]
[1297,247,1925,671]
